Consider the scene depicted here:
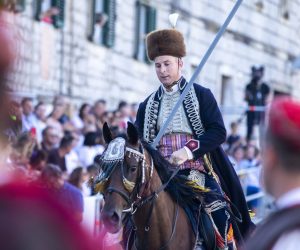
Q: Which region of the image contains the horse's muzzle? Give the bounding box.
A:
[101,209,122,233]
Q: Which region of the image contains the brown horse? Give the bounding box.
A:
[95,123,210,250]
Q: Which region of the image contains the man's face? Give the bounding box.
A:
[65,139,75,154]
[35,104,46,120]
[94,103,106,117]
[154,55,183,88]
[44,128,60,147]
[120,105,131,117]
[252,69,263,82]
[22,100,33,116]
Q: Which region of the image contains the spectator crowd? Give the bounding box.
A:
[224,121,263,212]
[6,93,264,214]
[10,96,137,181]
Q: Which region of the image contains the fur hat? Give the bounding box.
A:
[146,29,186,61]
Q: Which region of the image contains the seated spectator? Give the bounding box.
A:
[9,132,36,174]
[78,132,104,167]
[93,99,107,131]
[47,133,75,172]
[130,103,138,123]
[30,150,48,170]
[53,95,71,125]
[40,164,84,222]
[33,102,47,143]
[239,144,262,210]
[21,97,35,132]
[117,101,132,130]
[41,126,60,153]
[46,104,64,138]
[86,164,99,196]
[229,145,245,171]
[65,131,81,174]
[68,167,90,196]
[28,149,48,182]
[72,103,91,130]
[239,144,261,170]
[1,100,23,144]
[226,121,242,154]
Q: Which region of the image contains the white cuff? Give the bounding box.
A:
[184,146,194,160]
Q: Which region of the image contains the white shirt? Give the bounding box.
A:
[273,188,300,250]
[22,113,37,132]
[65,150,81,174]
[32,115,46,143]
[78,145,104,168]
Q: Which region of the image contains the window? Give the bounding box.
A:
[279,0,290,20]
[34,0,65,29]
[134,2,156,62]
[14,0,26,13]
[0,0,26,12]
[255,1,264,12]
[220,75,232,106]
[89,0,116,48]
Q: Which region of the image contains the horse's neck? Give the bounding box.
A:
[133,170,176,249]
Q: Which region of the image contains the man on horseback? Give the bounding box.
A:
[134,28,254,249]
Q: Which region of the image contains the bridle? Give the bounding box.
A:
[95,142,155,214]
[96,138,181,249]
[111,145,155,214]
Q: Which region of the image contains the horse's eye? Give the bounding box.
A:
[130,166,137,173]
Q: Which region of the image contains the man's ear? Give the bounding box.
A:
[263,145,277,172]
[178,58,183,68]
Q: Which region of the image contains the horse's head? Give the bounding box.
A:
[96,122,153,233]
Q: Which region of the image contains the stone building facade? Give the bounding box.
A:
[6,0,300,127]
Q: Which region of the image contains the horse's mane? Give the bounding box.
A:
[143,142,203,208]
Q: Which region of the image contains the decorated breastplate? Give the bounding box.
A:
[143,78,205,143]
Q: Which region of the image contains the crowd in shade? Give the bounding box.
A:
[0,5,111,249]
[1,9,131,248]
[224,121,262,211]
[11,96,137,180]
[9,92,263,211]
[1,95,134,249]
[0,89,139,248]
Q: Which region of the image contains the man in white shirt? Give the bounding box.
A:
[244,97,300,250]
[21,97,36,132]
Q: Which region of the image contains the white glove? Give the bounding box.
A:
[169,147,193,166]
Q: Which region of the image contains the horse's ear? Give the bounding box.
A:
[103,122,113,144]
[127,122,139,146]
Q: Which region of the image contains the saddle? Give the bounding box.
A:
[183,201,216,250]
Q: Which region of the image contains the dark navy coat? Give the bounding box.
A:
[135,78,254,241]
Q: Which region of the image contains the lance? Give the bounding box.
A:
[152,0,244,148]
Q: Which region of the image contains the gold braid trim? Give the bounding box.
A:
[203,153,220,185]
[95,181,108,194]
[123,177,135,193]
[186,180,210,192]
